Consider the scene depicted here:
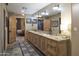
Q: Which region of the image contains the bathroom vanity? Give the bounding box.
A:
[26,31,71,56]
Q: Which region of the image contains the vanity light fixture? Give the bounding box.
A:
[38,15,42,17]
[22,14,24,16]
[41,12,45,15]
[35,14,42,18]
[53,4,62,11]
[21,7,27,13]
[53,7,59,10]
[45,12,49,15]
[41,11,49,16]
[35,12,42,18]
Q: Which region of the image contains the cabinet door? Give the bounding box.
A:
[47,39,57,56]
[42,37,48,54]
[28,32,30,41]
[25,31,28,40]
[57,41,68,56]
[33,34,36,45]
[29,33,33,42]
[38,36,42,50]
[44,38,48,54]
[37,36,41,49]
[35,35,39,47]
[41,37,45,51]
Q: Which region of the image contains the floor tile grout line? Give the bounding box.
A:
[18,42,24,56]
[24,41,45,56]
[23,41,34,56]
[22,41,32,56]
[4,36,43,56]
[23,41,41,56]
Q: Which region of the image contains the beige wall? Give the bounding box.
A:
[0,4,5,54]
[0,4,8,54]
[61,4,71,36]
[25,23,32,31]
[0,4,2,54]
[25,18,37,31]
[72,4,79,56]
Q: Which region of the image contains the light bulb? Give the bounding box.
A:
[22,14,24,16]
[45,12,49,15]
[58,8,62,11]
[53,7,59,10]
[41,12,45,15]
[53,6,62,11]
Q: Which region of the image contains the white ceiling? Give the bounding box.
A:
[33,3,61,16]
[7,3,50,15]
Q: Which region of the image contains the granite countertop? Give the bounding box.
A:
[29,31,70,41]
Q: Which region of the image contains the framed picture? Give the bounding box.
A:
[32,19,37,24]
[26,18,32,23]
[51,20,59,27]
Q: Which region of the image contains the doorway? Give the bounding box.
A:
[38,20,43,30]
[8,17,25,44]
[16,18,25,36]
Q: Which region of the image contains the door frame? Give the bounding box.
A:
[3,9,5,50]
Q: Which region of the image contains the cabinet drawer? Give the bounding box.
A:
[47,49,57,56]
[41,39,45,50]
[47,44,56,50]
[48,39,56,47]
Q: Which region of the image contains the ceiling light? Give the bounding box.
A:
[21,7,27,13]
[35,15,42,17]
[53,5,62,11]
[41,12,45,15]
[45,12,49,15]
[38,15,42,17]
[41,12,49,16]
[53,7,59,10]
[58,8,62,11]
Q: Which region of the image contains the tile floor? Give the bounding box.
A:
[4,36,44,56]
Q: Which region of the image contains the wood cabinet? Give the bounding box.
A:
[47,39,57,56]
[26,31,71,56]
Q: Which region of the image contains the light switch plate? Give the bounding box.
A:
[73,27,78,31]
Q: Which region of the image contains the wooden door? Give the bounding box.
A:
[44,19,50,31]
[9,16,16,44]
